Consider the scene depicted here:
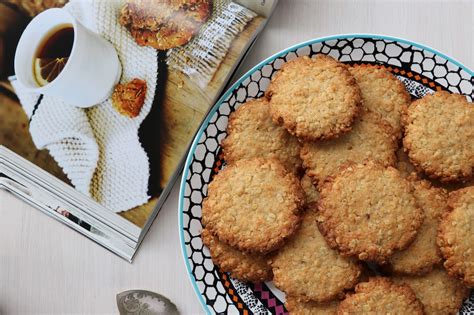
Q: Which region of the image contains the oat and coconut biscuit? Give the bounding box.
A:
[266,55,361,141]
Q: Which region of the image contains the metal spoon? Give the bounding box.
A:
[117,290,179,315]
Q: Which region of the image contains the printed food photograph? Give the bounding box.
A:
[0,0,267,228]
[0,0,472,314]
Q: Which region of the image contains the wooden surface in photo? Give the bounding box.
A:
[1,1,472,314]
[0,93,69,183]
[158,16,265,188]
[120,16,265,227]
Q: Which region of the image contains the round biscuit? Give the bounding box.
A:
[301,110,397,186]
[389,177,448,275]
[403,91,474,182]
[266,55,361,141]
[317,161,424,263]
[120,0,212,50]
[285,295,338,315]
[337,277,424,314]
[393,267,470,315]
[437,186,474,287]
[222,97,302,173]
[396,147,474,191]
[271,210,361,303]
[201,228,272,283]
[202,158,304,254]
[349,65,411,138]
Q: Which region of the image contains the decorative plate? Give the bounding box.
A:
[178,34,474,314]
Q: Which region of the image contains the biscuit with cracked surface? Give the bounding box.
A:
[266,55,361,141]
[337,277,424,314]
[437,186,474,287]
[301,110,397,186]
[349,64,410,138]
[389,177,448,275]
[396,148,474,191]
[393,267,470,315]
[201,228,272,283]
[317,161,424,263]
[270,210,361,303]
[111,78,147,118]
[222,97,302,174]
[120,0,212,50]
[402,91,474,182]
[285,296,338,315]
[202,158,304,254]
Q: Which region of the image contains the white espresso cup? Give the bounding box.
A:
[14,8,121,108]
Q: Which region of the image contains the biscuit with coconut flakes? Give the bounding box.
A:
[266,55,361,141]
[389,177,448,275]
[111,78,147,118]
[403,91,474,182]
[349,64,410,138]
[222,97,301,173]
[301,110,397,186]
[285,295,338,315]
[119,0,212,50]
[271,210,361,303]
[317,161,424,263]
[201,228,272,283]
[437,186,474,287]
[393,267,470,315]
[337,277,424,314]
[202,158,304,254]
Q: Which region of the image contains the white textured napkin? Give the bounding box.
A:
[12,0,158,212]
[9,85,99,195]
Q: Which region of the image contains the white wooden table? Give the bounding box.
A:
[1,0,472,314]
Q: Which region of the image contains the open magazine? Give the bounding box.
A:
[0,0,278,261]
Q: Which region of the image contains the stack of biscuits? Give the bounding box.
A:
[201,55,473,314]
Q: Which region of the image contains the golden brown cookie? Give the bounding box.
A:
[389,177,448,275]
[120,0,212,50]
[317,161,424,263]
[300,174,319,205]
[266,55,361,141]
[202,158,304,254]
[270,210,361,303]
[349,65,410,138]
[393,267,470,315]
[437,186,474,287]
[221,97,302,174]
[111,78,147,118]
[285,295,338,315]
[402,91,474,182]
[301,110,397,186]
[201,228,272,283]
[337,277,424,314]
[397,148,474,192]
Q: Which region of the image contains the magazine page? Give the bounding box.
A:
[0,0,275,256]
